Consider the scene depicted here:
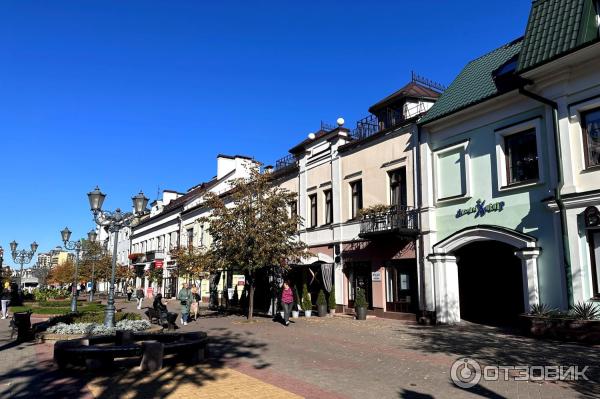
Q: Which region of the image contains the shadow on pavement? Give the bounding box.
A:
[401,322,600,398]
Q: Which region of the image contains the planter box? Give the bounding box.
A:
[520,315,600,343]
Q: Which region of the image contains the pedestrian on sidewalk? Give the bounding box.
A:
[281,280,293,326]
[178,282,192,326]
[136,286,145,309]
[1,286,11,319]
[190,284,200,321]
[126,285,133,301]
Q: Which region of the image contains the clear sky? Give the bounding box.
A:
[0,1,531,265]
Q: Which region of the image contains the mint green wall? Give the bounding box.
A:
[438,148,466,199]
[431,106,565,308]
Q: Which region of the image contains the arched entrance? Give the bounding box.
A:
[428,225,541,324]
[455,241,524,325]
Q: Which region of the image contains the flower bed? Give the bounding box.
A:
[48,320,151,335]
[521,302,600,343]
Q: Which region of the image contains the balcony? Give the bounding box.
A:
[274,154,298,173]
[351,103,428,141]
[145,250,165,262]
[359,206,419,238]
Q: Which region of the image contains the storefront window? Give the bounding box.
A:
[385,261,417,313]
[504,129,539,184]
[582,108,600,168]
[589,231,600,297]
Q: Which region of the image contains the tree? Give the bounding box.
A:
[47,259,75,286]
[204,169,306,320]
[32,266,51,288]
[170,246,214,281]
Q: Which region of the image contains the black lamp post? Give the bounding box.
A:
[88,186,148,327]
[10,240,38,293]
[61,227,83,313]
[87,229,98,302]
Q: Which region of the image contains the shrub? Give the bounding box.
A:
[301,284,312,311]
[317,290,326,306]
[354,288,367,309]
[570,302,600,320]
[529,303,555,317]
[328,286,336,310]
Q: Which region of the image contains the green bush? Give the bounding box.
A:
[354,288,367,309]
[317,290,326,306]
[33,288,70,302]
[328,286,336,310]
[293,286,300,307]
[570,302,600,320]
[301,284,312,311]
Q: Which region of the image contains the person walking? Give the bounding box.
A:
[1,286,11,319]
[178,282,192,326]
[135,286,145,310]
[190,284,200,321]
[281,280,294,326]
[126,285,133,301]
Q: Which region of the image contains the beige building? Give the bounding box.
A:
[271,78,441,319]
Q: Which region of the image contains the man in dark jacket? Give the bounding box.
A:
[1,286,12,319]
[136,286,145,309]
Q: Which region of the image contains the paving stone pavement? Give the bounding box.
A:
[1,299,599,398]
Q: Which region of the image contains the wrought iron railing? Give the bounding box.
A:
[274,154,297,172]
[352,108,405,140]
[359,206,419,236]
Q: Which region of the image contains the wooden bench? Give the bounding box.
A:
[145,308,177,330]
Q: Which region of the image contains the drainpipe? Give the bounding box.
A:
[415,124,431,323]
[519,87,573,308]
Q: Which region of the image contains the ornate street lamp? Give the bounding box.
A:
[87,229,99,302]
[61,227,83,313]
[10,240,38,293]
[88,186,148,327]
[0,246,3,268]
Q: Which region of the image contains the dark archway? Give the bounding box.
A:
[455,241,524,325]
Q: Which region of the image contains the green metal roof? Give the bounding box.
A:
[518,0,599,72]
[418,39,523,125]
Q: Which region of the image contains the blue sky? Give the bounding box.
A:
[0,1,531,265]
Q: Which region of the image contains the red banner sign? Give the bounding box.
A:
[154,260,164,269]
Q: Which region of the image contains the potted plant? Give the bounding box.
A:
[328,286,336,315]
[302,283,312,317]
[317,290,327,317]
[291,286,300,318]
[354,288,368,320]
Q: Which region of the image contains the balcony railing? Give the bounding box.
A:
[351,103,428,141]
[145,250,165,262]
[359,206,419,238]
[274,154,297,172]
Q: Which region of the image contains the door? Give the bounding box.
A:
[347,262,372,309]
[385,260,418,313]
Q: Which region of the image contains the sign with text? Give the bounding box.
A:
[456,199,505,219]
[154,260,164,269]
[371,271,382,282]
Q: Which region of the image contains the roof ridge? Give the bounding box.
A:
[466,36,524,65]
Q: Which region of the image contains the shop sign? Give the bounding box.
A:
[455,199,505,219]
[154,260,164,269]
[371,271,382,282]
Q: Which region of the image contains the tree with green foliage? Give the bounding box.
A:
[204,169,306,320]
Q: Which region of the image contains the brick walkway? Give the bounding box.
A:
[1,299,599,398]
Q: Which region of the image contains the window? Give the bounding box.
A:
[434,141,470,201]
[389,168,407,209]
[350,180,363,219]
[324,190,333,224]
[157,236,163,251]
[504,129,540,184]
[187,228,194,249]
[289,201,297,219]
[309,194,317,227]
[582,108,600,168]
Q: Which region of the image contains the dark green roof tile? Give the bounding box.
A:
[419,39,523,125]
[517,0,599,72]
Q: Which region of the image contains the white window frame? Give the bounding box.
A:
[433,140,471,203]
[495,118,544,191]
